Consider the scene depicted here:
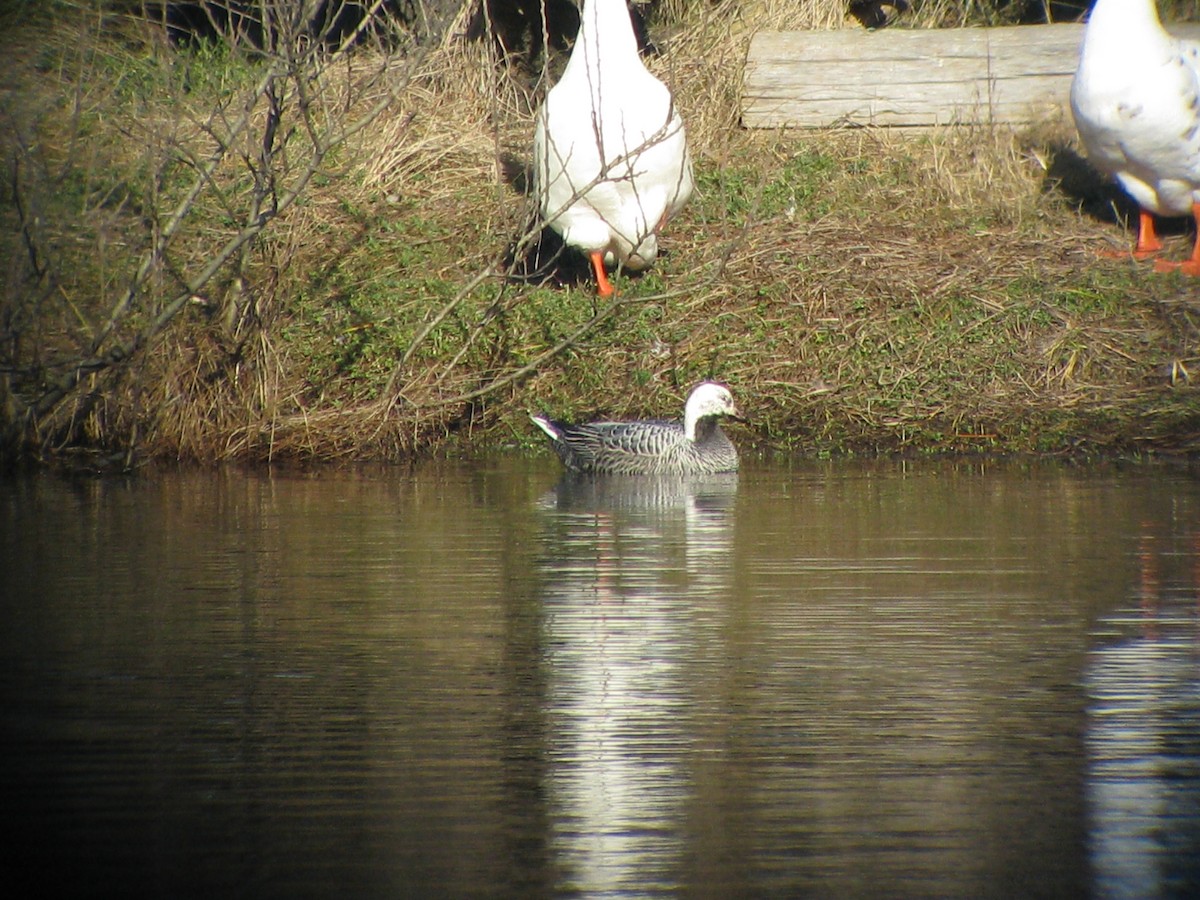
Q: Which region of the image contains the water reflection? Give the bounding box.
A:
[2,460,1200,897]
[535,473,736,896]
[1087,523,1200,900]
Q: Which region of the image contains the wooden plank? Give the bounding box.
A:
[743,23,1200,128]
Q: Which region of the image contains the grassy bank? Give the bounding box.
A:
[1,0,1197,468]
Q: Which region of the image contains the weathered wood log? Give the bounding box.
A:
[743,23,1200,128]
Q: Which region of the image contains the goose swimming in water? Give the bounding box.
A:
[531,382,740,476]
[532,0,694,297]
[1070,0,1200,274]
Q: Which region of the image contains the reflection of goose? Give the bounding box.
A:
[537,467,738,593]
[1086,536,1200,899]
[1070,0,1200,273]
[531,382,741,476]
[544,470,739,512]
[532,0,693,297]
[1085,636,1194,898]
[535,457,737,894]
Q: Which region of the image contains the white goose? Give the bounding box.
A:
[1070,0,1200,274]
[532,0,694,296]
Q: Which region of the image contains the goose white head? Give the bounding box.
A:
[683,382,740,441]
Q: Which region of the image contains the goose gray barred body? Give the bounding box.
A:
[531,382,740,476]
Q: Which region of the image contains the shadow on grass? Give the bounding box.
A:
[495,150,582,289]
[1043,142,1195,239]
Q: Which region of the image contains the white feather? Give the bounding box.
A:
[1070,0,1200,270]
[532,0,693,280]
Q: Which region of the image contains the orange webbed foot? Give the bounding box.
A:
[589,251,615,298]
[1152,213,1200,274]
[1097,246,1158,261]
[1130,209,1165,259]
[1097,209,1163,261]
[1152,258,1200,276]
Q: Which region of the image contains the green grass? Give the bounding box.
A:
[1,1,1196,465]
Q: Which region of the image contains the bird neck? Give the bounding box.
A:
[571,0,640,75]
[1083,0,1165,50]
[688,415,721,444]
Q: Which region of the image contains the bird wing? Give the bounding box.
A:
[557,420,684,473]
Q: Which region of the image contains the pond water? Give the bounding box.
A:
[2,457,1199,898]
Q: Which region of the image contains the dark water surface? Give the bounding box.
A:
[2,458,1198,898]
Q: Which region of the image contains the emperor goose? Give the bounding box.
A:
[532,0,694,296]
[1070,0,1200,274]
[531,382,740,475]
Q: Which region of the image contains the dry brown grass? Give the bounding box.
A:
[1,1,1197,466]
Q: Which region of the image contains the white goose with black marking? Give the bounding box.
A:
[1070,0,1200,274]
[531,382,740,476]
